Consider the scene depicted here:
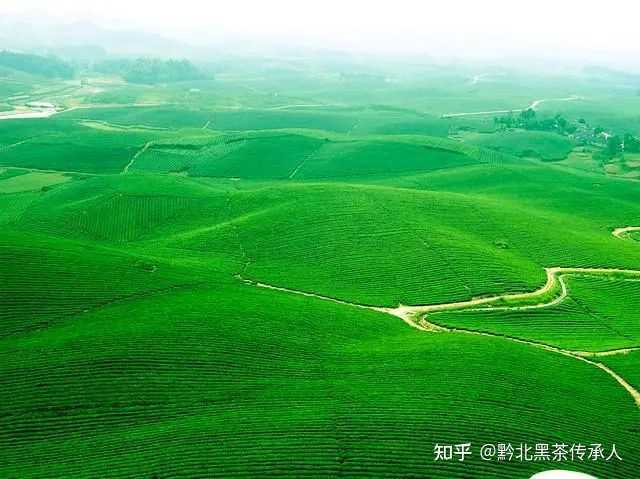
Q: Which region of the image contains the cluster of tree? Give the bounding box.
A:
[605,136,623,158]
[597,133,640,161]
[0,51,74,79]
[493,101,640,161]
[94,58,206,84]
[494,109,577,135]
[624,133,640,153]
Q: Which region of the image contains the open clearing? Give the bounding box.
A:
[0,171,71,193]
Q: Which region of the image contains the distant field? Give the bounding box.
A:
[133,131,481,179]
[538,96,640,135]
[464,130,575,161]
[0,170,70,193]
[59,106,213,129]
[0,118,167,173]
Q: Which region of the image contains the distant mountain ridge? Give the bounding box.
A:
[0,16,190,59]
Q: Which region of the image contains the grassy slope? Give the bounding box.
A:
[465,130,575,161]
[130,129,481,179]
[1,283,638,478]
[6,157,640,309]
[57,106,453,136]
[0,229,199,338]
[0,118,169,173]
[182,166,640,306]
[0,171,70,193]
[601,350,640,392]
[2,76,640,478]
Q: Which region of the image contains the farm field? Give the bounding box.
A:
[1,60,640,479]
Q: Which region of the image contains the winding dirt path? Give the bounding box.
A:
[122,141,153,174]
[441,95,582,119]
[0,138,36,152]
[0,102,167,122]
[574,347,640,358]
[613,226,640,239]
[266,103,338,111]
[381,267,640,320]
[0,109,58,120]
[239,226,640,407]
[80,120,169,132]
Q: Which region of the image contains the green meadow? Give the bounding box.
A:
[1,60,639,478]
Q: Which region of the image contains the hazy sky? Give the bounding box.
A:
[3,0,640,61]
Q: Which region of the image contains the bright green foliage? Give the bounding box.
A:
[0,121,164,173]
[134,132,479,179]
[466,130,574,161]
[0,231,195,338]
[0,168,29,180]
[1,284,638,478]
[0,171,70,193]
[295,140,477,179]
[2,68,640,479]
[601,351,640,391]
[187,134,325,179]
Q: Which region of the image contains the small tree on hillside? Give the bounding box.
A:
[606,135,623,158]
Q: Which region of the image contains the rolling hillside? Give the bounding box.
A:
[1,69,640,478]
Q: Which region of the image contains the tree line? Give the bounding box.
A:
[494,108,577,135]
[0,50,74,79]
[94,58,206,84]
[0,51,206,85]
[495,108,640,160]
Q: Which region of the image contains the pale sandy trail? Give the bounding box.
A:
[0,102,166,121]
[574,347,640,358]
[288,161,306,180]
[288,144,325,180]
[80,120,169,132]
[442,95,582,119]
[0,138,36,152]
[238,276,430,332]
[0,166,100,176]
[239,226,640,407]
[382,267,640,320]
[0,109,57,120]
[613,226,640,239]
[122,141,153,174]
[526,95,582,111]
[266,103,339,111]
[240,270,640,407]
[239,276,366,308]
[442,109,517,119]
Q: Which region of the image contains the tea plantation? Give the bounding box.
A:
[1,68,639,478]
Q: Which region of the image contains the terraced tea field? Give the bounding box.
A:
[2,67,640,479]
